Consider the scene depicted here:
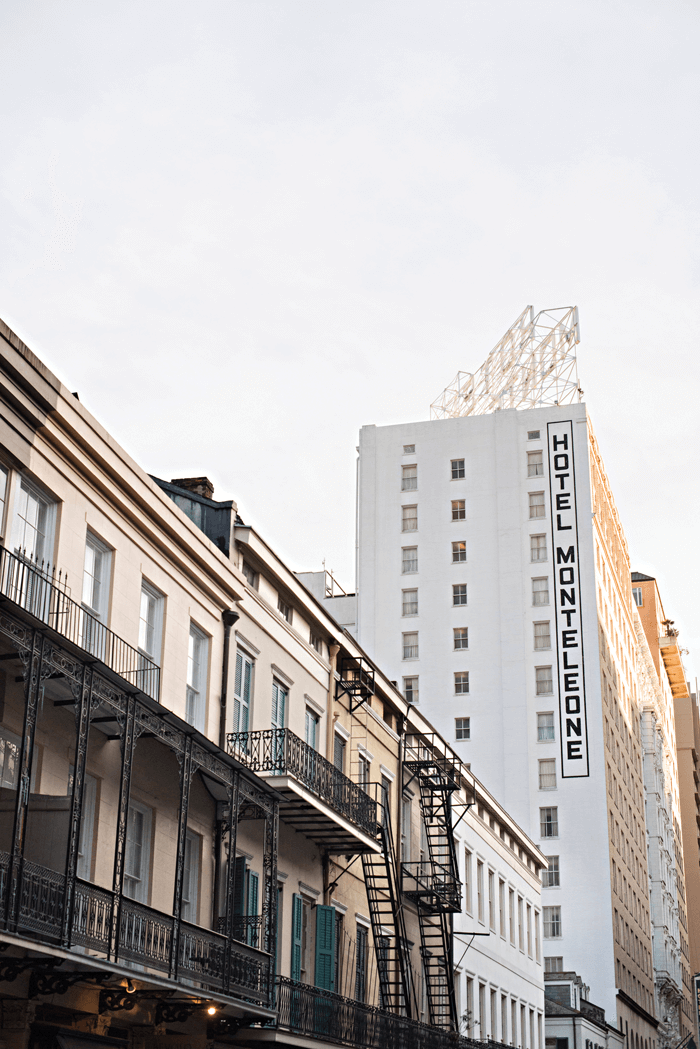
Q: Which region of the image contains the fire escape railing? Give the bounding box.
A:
[0,547,160,699]
[227,728,378,838]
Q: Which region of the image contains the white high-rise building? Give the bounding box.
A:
[355,308,660,1049]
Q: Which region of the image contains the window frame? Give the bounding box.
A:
[401,464,418,491]
[537,712,555,742]
[403,676,418,704]
[123,800,152,904]
[452,541,467,563]
[528,491,546,519]
[402,631,418,660]
[401,505,418,532]
[530,534,547,563]
[10,474,57,564]
[451,499,466,521]
[527,451,544,477]
[454,672,469,695]
[451,459,465,480]
[186,621,209,732]
[401,546,418,574]
[540,806,559,838]
[277,596,293,624]
[533,621,551,651]
[538,758,557,791]
[535,666,553,696]
[82,531,112,622]
[402,588,419,617]
[532,577,550,606]
[453,627,468,651]
[455,717,470,740]
[543,906,562,939]
[452,583,468,606]
[543,856,560,888]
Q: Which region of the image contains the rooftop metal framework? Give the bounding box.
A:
[430,305,582,419]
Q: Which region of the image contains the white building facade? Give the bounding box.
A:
[355,401,658,1049]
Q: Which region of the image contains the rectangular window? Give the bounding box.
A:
[333,733,346,772]
[271,681,287,730]
[451,499,466,520]
[466,977,474,1036]
[124,802,152,903]
[186,623,209,732]
[355,924,368,1002]
[455,672,469,695]
[535,910,541,962]
[543,856,560,887]
[11,476,56,562]
[530,534,547,562]
[82,532,111,621]
[357,753,370,790]
[527,451,544,477]
[403,444,415,454]
[182,830,201,923]
[632,587,643,607]
[403,676,418,703]
[477,860,484,923]
[518,896,524,950]
[138,581,164,698]
[402,589,418,616]
[464,849,472,914]
[452,540,467,562]
[305,708,319,749]
[537,713,555,743]
[528,430,540,440]
[544,956,563,973]
[535,667,553,695]
[401,796,412,862]
[455,717,470,740]
[529,492,545,518]
[509,888,515,944]
[402,464,418,491]
[534,622,551,650]
[277,596,293,624]
[539,759,556,791]
[233,650,253,734]
[452,583,468,606]
[488,870,495,930]
[540,807,558,837]
[527,904,532,956]
[454,627,469,650]
[0,465,8,536]
[402,546,418,574]
[491,989,498,1040]
[242,561,259,589]
[402,505,418,532]
[532,577,549,605]
[543,906,561,938]
[501,996,508,1045]
[451,459,465,479]
[403,631,418,659]
[499,879,506,937]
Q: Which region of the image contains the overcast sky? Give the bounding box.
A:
[1,1,698,681]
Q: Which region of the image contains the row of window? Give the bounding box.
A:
[400,493,548,532]
[453,713,558,748]
[463,849,542,957]
[461,977,542,1048]
[242,561,324,655]
[398,451,545,493]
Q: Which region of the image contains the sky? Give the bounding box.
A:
[0,1,699,681]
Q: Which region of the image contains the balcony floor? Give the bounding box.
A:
[263,774,381,855]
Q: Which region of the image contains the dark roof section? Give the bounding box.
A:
[631,571,655,582]
[151,476,235,557]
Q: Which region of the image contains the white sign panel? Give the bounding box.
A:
[547,420,590,778]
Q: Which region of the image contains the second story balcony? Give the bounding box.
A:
[228,728,380,854]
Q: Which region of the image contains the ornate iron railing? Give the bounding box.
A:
[401,860,462,910]
[227,729,378,837]
[0,547,160,698]
[275,977,500,1049]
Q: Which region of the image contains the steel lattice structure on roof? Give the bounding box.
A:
[430,305,582,419]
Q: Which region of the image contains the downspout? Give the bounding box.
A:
[219,607,240,751]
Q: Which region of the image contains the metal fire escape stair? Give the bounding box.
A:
[402,735,465,1032]
[361,792,416,1018]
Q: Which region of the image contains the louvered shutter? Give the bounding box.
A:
[247,870,259,946]
[291,894,303,982]
[314,905,336,991]
[232,855,247,916]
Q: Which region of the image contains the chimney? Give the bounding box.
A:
[171,476,215,500]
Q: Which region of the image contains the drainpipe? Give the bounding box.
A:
[219,607,240,751]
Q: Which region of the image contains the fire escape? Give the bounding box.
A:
[335,656,416,1017]
[401,733,465,1031]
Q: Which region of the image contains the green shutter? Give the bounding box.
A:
[291,894,303,982]
[232,855,247,917]
[247,870,259,946]
[314,905,336,992]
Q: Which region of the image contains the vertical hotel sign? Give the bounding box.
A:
[547,420,590,778]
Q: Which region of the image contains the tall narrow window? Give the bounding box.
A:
[138,581,163,698]
[401,464,417,491]
[402,547,418,573]
[499,879,506,936]
[182,830,200,922]
[538,759,556,791]
[402,505,418,532]
[277,597,293,624]
[124,802,152,903]
[452,584,468,606]
[540,807,558,837]
[455,672,469,695]
[477,860,484,923]
[509,888,515,944]
[233,650,253,734]
[454,627,468,650]
[403,632,418,659]
[271,681,287,730]
[402,589,418,616]
[537,713,555,741]
[532,577,549,606]
[464,849,472,914]
[534,622,551,650]
[0,465,8,536]
[81,532,111,657]
[403,676,419,703]
[518,897,524,950]
[186,623,208,732]
[333,733,346,772]
[451,500,466,521]
[543,856,560,887]
[488,870,495,930]
[242,561,259,589]
[535,911,541,962]
[11,477,56,562]
[355,924,368,1002]
[526,904,532,956]
[305,708,319,749]
[527,451,544,477]
[535,667,553,695]
[451,459,465,479]
[455,717,470,740]
[401,796,412,862]
[357,754,370,790]
[529,492,545,519]
[530,534,547,562]
[543,906,561,938]
[632,587,643,607]
[452,541,467,562]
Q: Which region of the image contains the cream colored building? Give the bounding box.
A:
[0,315,546,1049]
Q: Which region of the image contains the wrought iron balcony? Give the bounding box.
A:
[274,976,496,1049]
[227,728,379,851]
[0,547,160,699]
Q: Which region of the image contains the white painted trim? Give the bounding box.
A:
[379,765,395,782]
[355,913,371,928]
[331,899,348,914]
[334,722,350,741]
[298,881,320,899]
[271,664,294,687]
[235,630,260,657]
[357,743,374,762]
[304,694,325,717]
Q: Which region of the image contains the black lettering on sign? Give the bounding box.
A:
[548,420,589,778]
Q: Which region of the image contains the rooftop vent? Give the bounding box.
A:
[170,477,215,500]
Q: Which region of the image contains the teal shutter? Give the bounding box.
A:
[247,870,259,946]
[291,894,303,982]
[314,905,336,991]
[272,683,286,729]
[232,855,247,917]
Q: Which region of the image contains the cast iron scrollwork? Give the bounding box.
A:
[29,968,111,998]
[0,957,62,983]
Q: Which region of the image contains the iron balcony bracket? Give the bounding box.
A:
[29,968,112,998]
